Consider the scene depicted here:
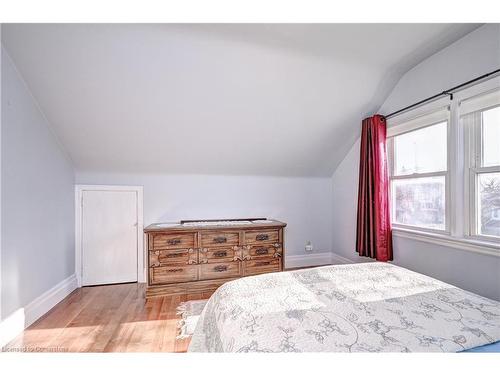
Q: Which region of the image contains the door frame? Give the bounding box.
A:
[75,185,145,287]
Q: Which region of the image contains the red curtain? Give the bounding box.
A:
[356,115,393,261]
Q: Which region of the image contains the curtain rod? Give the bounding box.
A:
[383,68,500,120]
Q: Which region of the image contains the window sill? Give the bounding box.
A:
[392,227,500,258]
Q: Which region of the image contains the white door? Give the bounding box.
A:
[82,190,138,286]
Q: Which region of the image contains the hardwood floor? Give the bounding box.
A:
[5,283,213,353]
[5,266,321,353]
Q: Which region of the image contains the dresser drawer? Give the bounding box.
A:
[199,247,237,264]
[150,265,198,285]
[149,249,197,267]
[244,258,281,276]
[150,232,196,250]
[199,262,241,280]
[244,229,279,244]
[246,244,281,259]
[201,231,239,247]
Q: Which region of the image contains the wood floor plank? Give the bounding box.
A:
[6,287,102,351]
[129,294,169,352]
[102,288,147,352]
[104,285,160,352]
[57,284,128,352]
[6,282,219,352]
[87,284,137,352]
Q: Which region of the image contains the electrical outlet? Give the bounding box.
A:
[305,241,313,252]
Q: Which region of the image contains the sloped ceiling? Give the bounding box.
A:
[1,24,480,177]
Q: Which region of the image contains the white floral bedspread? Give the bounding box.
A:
[188,263,500,352]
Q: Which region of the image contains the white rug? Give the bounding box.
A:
[176,299,208,339]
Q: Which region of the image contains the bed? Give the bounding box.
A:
[188,262,500,352]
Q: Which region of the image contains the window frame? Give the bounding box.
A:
[387,114,451,235]
[463,104,500,243]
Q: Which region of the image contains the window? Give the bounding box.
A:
[464,101,500,240]
[387,81,500,251]
[482,107,500,167]
[388,119,448,232]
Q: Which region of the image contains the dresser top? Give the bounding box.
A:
[144,218,286,232]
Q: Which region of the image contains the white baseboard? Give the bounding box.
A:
[285,252,332,268]
[285,252,357,269]
[0,273,78,347]
[330,253,355,264]
[25,274,78,327]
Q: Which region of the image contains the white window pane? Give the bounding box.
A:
[392,176,446,230]
[478,172,500,237]
[482,106,500,167]
[394,122,447,175]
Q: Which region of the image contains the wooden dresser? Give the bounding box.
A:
[144,219,286,298]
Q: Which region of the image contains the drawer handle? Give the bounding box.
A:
[214,251,228,258]
[166,268,183,273]
[167,238,182,245]
[213,265,228,272]
[255,248,269,255]
[166,252,184,258]
[255,261,271,266]
[256,234,269,241]
[213,236,227,244]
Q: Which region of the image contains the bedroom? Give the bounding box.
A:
[0,0,499,372]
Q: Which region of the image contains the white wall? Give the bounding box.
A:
[331,24,500,301]
[331,138,363,262]
[1,48,75,318]
[75,172,333,260]
[380,24,500,116]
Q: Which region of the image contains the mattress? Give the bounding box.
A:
[189,262,500,352]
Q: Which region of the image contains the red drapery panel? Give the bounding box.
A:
[356,114,393,261]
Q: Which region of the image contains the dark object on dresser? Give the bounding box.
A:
[144,219,286,298]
